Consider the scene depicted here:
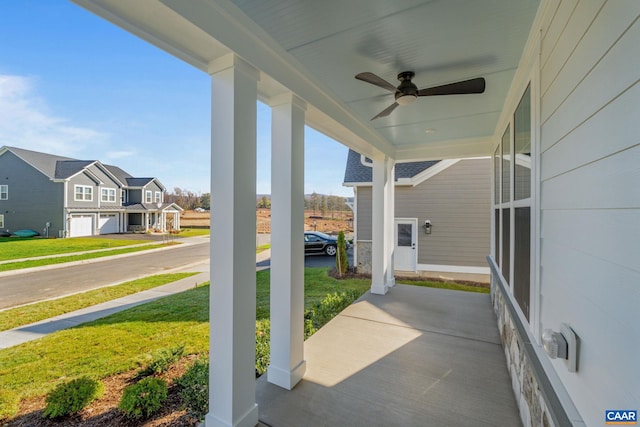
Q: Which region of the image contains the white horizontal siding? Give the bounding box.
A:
[537,1,640,425]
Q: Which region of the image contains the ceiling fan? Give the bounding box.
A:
[355,71,486,120]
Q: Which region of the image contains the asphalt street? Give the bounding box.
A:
[0,241,209,310]
[0,241,353,310]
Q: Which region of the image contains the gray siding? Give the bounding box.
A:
[0,151,64,234]
[355,186,372,240]
[128,189,142,204]
[356,158,491,267]
[86,164,122,208]
[66,173,100,208]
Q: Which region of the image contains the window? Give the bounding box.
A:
[493,84,532,321]
[0,185,7,200]
[145,191,152,203]
[155,191,161,203]
[101,188,116,202]
[0,214,4,228]
[74,185,93,201]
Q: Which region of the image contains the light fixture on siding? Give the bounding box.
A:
[542,323,578,372]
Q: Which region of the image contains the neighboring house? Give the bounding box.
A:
[343,149,491,283]
[0,146,182,237]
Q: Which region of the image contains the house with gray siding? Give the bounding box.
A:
[0,146,182,237]
[344,149,491,283]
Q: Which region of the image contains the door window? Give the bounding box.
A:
[397,223,412,246]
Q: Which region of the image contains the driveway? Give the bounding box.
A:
[256,247,353,270]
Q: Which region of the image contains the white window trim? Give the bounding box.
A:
[74,185,93,201]
[0,213,4,228]
[0,185,7,200]
[145,190,152,203]
[154,191,162,203]
[101,187,117,203]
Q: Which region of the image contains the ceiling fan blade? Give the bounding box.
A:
[371,102,399,120]
[417,77,485,96]
[355,72,398,93]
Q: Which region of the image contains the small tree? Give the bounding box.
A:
[335,231,348,277]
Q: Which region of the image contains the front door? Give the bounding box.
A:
[395,218,417,271]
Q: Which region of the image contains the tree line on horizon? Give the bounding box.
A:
[166,188,350,217]
[257,192,350,217]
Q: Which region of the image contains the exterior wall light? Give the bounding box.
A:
[423,220,432,234]
[542,323,578,372]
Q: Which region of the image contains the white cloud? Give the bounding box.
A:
[0,74,108,156]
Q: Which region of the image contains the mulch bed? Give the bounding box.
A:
[4,356,202,427]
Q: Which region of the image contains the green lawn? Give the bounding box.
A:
[176,228,210,237]
[0,267,486,405]
[0,237,149,260]
[0,273,198,332]
[256,243,270,253]
[0,268,369,401]
[0,243,178,272]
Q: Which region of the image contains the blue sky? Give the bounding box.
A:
[0,1,352,197]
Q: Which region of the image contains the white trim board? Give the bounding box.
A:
[416,264,490,275]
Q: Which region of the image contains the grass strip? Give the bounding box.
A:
[256,243,270,253]
[0,273,198,332]
[401,279,489,294]
[0,237,150,260]
[0,243,178,272]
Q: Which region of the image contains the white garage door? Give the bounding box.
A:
[99,214,119,234]
[70,215,94,237]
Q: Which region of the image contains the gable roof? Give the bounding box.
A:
[343,149,440,185]
[0,146,163,189]
[2,146,75,179]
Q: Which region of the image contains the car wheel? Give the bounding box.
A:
[325,245,337,256]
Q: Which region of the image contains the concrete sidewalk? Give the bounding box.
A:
[0,248,272,350]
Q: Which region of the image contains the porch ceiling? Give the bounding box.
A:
[72,0,540,161]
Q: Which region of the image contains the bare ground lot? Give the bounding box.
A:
[181,209,353,235]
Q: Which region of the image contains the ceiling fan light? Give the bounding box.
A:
[396,94,417,106]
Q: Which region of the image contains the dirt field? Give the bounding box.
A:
[181,209,353,234]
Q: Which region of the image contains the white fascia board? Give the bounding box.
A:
[406,159,459,186]
[94,161,126,187]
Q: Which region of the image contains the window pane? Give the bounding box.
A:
[514,85,531,200]
[85,187,92,200]
[0,185,7,199]
[493,145,500,205]
[514,207,531,320]
[502,208,510,282]
[494,209,500,265]
[501,126,511,203]
[0,214,4,228]
[397,224,412,247]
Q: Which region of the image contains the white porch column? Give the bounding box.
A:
[371,155,395,295]
[207,54,259,427]
[385,161,396,287]
[267,93,306,390]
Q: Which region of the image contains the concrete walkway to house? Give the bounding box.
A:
[0,248,272,350]
[256,284,521,427]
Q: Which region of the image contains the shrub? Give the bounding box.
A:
[335,231,349,277]
[0,390,19,422]
[307,290,362,330]
[137,344,185,377]
[255,319,270,376]
[42,377,104,419]
[118,377,168,420]
[176,358,209,420]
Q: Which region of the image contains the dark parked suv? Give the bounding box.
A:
[304,231,337,256]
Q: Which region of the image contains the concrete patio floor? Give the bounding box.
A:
[256,284,521,427]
